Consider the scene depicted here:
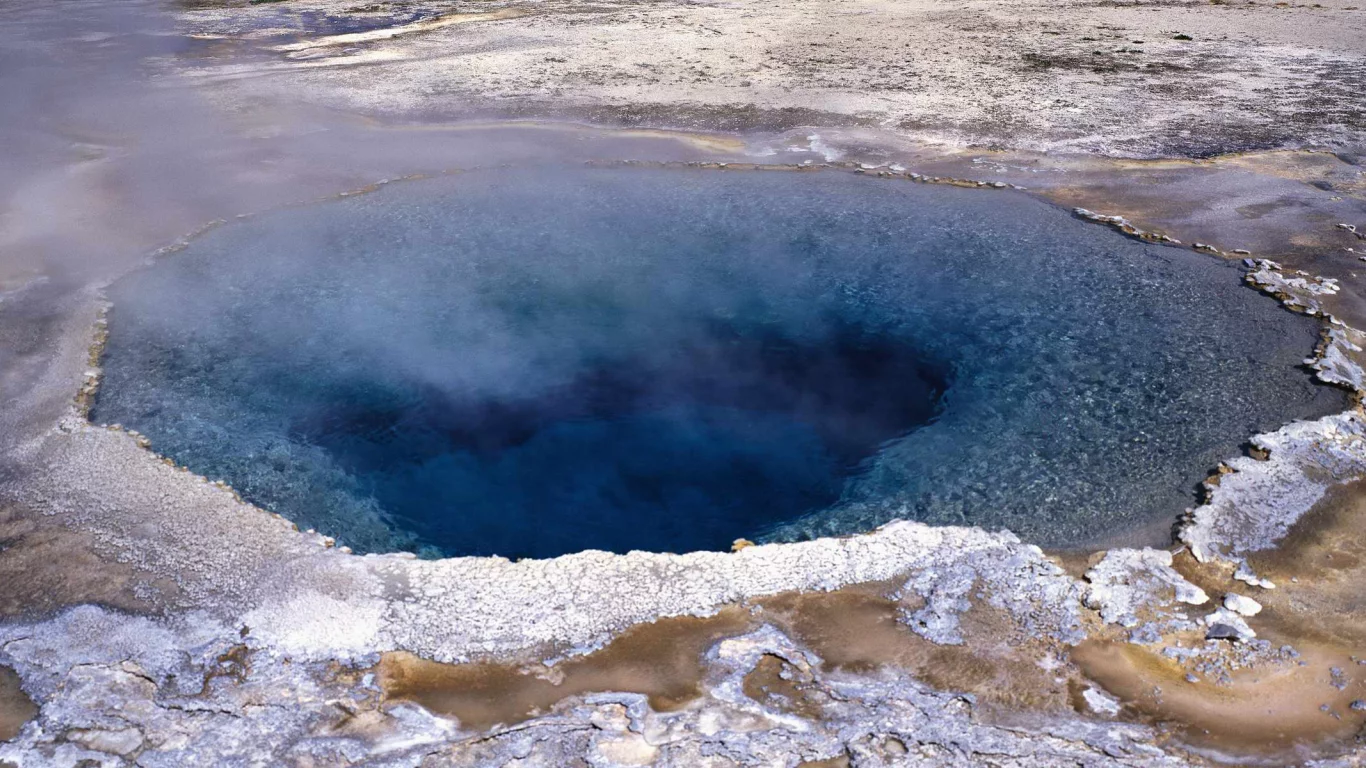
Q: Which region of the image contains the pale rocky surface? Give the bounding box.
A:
[173,0,1366,157]
[1180,411,1366,563]
[1223,593,1263,617]
[0,610,1183,768]
[1084,549,1209,630]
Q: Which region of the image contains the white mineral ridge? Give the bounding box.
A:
[1181,412,1366,563]
[1185,261,1366,562]
[1313,327,1366,392]
[1222,593,1263,617]
[1084,548,1209,629]
[368,519,1085,662]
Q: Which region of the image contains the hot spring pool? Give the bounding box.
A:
[92,167,1345,558]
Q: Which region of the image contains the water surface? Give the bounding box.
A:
[93,167,1345,557]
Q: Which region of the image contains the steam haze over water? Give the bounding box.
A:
[91,167,1346,557]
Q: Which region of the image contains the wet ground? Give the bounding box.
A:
[0,667,36,744]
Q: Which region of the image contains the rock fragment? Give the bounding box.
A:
[1084,548,1208,630]
[1222,593,1262,616]
[66,727,144,756]
[1233,561,1277,591]
[1203,608,1256,642]
[1081,686,1123,716]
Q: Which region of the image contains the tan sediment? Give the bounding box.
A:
[1247,479,1366,639]
[72,304,107,421]
[379,579,1079,735]
[1073,638,1366,761]
[1067,478,1366,762]
[0,503,156,619]
[741,653,826,720]
[1028,149,1366,280]
[757,583,1074,713]
[0,666,36,743]
[377,607,754,730]
[1221,150,1366,200]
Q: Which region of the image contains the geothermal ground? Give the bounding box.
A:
[2,0,1366,766]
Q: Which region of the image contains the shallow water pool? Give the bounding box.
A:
[93,167,1345,557]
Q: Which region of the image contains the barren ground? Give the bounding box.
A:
[173,0,1366,156]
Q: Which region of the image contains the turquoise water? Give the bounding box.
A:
[92,167,1345,557]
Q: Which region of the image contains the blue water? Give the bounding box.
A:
[92,167,1345,557]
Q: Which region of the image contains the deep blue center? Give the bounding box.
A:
[286,322,946,558]
[91,167,1345,558]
